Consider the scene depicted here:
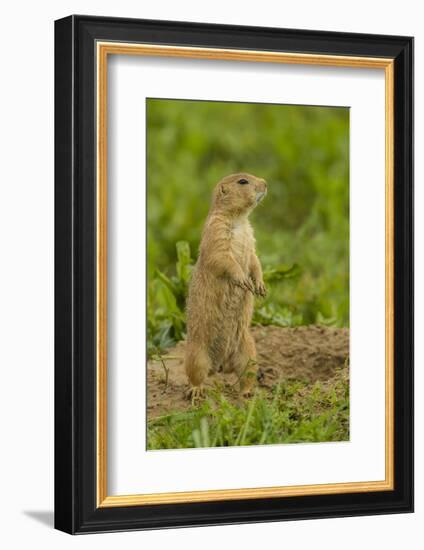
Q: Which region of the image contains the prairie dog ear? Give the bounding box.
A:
[220,183,228,195]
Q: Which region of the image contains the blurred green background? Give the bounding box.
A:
[146,98,349,356]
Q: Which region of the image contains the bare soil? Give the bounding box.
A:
[147,325,349,419]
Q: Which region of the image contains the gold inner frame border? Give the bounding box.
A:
[96,42,394,508]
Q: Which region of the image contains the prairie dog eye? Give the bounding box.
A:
[237,178,249,185]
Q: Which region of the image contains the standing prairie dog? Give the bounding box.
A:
[185,173,267,399]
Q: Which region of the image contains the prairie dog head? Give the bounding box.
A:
[212,173,267,217]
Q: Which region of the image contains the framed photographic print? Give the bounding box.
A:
[54,15,414,534]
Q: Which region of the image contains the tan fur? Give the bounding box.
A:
[185,173,267,397]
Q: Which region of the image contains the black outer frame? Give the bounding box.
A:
[54,15,414,534]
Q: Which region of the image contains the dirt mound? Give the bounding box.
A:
[147,325,349,419]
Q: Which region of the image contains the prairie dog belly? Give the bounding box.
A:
[214,220,254,362]
[230,219,254,272]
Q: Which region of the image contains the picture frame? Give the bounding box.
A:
[54,15,414,534]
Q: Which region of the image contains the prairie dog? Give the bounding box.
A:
[185,173,267,398]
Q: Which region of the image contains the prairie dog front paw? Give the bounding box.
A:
[253,278,266,297]
[232,276,255,295]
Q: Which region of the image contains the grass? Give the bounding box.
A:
[147,374,349,450]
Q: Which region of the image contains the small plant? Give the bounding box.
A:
[147,241,194,357]
[155,241,193,311]
[262,263,302,283]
